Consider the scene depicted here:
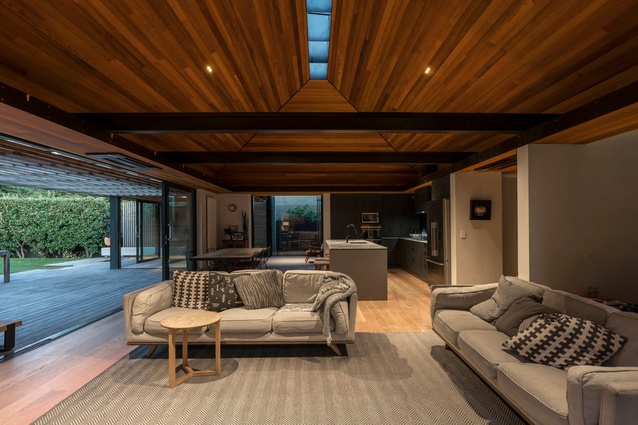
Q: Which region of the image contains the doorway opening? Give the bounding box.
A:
[252,196,323,256]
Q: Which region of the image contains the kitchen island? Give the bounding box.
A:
[323,239,388,300]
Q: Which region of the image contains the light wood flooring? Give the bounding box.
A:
[0,267,433,425]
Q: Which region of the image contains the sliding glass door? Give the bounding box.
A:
[136,201,160,262]
[162,183,195,280]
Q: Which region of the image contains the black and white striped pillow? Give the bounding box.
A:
[503,313,626,369]
[171,270,209,309]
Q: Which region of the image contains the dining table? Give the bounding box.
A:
[191,247,263,271]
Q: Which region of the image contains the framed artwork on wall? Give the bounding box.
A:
[470,200,491,220]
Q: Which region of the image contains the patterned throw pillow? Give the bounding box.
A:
[233,270,284,310]
[209,272,244,312]
[503,313,626,369]
[171,270,209,309]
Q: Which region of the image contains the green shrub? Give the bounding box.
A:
[0,196,109,258]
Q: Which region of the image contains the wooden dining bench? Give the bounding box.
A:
[0,320,22,351]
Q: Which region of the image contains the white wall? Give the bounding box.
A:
[216,194,252,247]
[195,189,218,254]
[450,172,503,284]
[502,173,518,276]
[518,132,638,303]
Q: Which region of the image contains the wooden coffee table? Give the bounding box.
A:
[160,310,222,388]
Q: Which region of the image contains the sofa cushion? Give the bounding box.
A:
[144,307,208,335]
[604,311,638,367]
[503,313,626,369]
[208,272,244,312]
[282,270,326,303]
[494,297,558,337]
[171,270,209,309]
[131,281,173,333]
[470,275,547,322]
[458,330,525,381]
[218,307,277,333]
[234,270,284,309]
[542,290,615,325]
[497,363,569,425]
[272,304,335,334]
[433,310,496,347]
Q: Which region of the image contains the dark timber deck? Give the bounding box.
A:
[0,257,162,355]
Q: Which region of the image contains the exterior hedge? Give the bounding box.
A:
[0,197,109,258]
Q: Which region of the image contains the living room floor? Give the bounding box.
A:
[0,267,432,425]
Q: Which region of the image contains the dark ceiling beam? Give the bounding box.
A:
[228,185,410,193]
[156,151,476,164]
[76,112,559,134]
[412,80,638,188]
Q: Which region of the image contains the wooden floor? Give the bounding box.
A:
[0,267,432,425]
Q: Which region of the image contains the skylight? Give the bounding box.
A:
[307,0,332,79]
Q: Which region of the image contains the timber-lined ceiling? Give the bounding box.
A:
[0,0,637,195]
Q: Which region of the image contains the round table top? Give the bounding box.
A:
[160,310,221,330]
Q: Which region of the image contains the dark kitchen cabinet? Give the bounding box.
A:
[382,194,419,237]
[396,238,428,280]
[330,194,382,238]
[380,238,400,267]
[414,187,431,213]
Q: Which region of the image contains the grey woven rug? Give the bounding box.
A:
[34,333,526,425]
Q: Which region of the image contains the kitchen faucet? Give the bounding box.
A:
[346,224,358,243]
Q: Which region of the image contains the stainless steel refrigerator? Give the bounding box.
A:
[425,198,451,285]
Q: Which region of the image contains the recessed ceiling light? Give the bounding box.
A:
[206,65,213,74]
[424,67,432,75]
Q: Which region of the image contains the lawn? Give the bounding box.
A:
[1,257,73,275]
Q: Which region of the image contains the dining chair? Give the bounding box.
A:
[258,246,271,269]
[184,250,201,271]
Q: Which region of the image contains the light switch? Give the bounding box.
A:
[460,230,467,239]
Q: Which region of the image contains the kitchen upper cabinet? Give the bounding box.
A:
[330,194,382,238]
[382,194,419,237]
[329,193,419,239]
[414,187,431,213]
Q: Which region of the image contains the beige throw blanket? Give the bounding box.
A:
[311,272,357,345]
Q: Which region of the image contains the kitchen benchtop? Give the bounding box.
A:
[325,239,386,250]
[382,237,428,244]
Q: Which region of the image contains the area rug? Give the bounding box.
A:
[34,333,526,425]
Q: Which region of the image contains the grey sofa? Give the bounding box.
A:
[431,278,638,425]
[124,269,357,355]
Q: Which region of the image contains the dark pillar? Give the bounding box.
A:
[109,196,121,269]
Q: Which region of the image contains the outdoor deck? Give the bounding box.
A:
[0,257,162,355]
[0,255,314,357]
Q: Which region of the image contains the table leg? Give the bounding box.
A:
[167,329,177,388]
[215,321,221,374]
[182,328,189,369]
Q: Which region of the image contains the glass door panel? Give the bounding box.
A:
[162,183,195,280]
[137,201,160,262]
